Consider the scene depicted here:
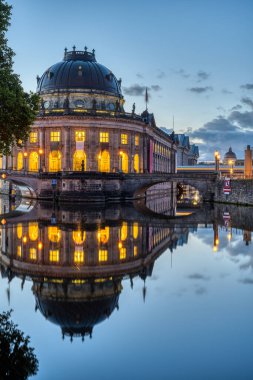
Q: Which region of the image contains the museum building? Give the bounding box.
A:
[9,47,176,177]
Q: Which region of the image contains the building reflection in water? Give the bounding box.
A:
[0,200,191,341]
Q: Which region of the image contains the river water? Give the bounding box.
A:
[0,196,253,379]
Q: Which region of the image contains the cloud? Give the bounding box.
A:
[195,286,207,295]
[188,86,213,94]
[241,83,253,90]
[222,89,233,95]
[228,110,253,128]
[239,278,253,284]
[173,68,190,79]
[151,85,162,92]
[241,97,253,109]
[188,273,210,280]
[123,84,146,96]
[231,104,242,111]
[136,73,143,79]
[123,84,162,96]
[157,70,166,79]
[197,70,210,82]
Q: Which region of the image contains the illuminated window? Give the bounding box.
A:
[121,152,128,173]
[50,131,60,142]
[97,227,109,244]
[121,134,128,144]
[133,222,138,239]
[28,222,38,241]
[29,248,37,260]
[98,249,108,262]
[30,132,38,143]
[49,250,59,262]
[17,152,23,170]
[73,150,86,171]
[17,246,22,258]
[48,226,61,243]
[29,152,39,172]
[134,154,139,173]
[121,222,128,241]
[17,224,23,239]
[75,131,85,142]
[0,156,2,170]
[72,230,86,245]
[98,150,110,172]
[49,150,61,172]
[134,246,138,256]
[119,247,126,260]
[135,135,139,146]
[74,248,84,264]
[100,132,109,143]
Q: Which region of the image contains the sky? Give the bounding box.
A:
[6,0,253,160]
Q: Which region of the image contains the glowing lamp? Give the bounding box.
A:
[38,242,43,250]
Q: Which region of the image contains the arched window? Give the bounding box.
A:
[133,222,138,239]
[29,152,38,172]
[121,222,128,241]
[17,223,23,239]
[121,152,128,173]
[28,222,38,241]
[73,150,86,171]
[17,152,23,170]
[72,230,86,245]
[48,226,61,243]
[0,156,2,170]
[134,154,139,173]
[49,151,61,172]
[98,150,110,172]
[97,227,109,244]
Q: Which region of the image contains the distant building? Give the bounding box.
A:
[223,147,237,165]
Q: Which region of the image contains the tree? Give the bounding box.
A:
[0,0,39,155]
[0,310,39,379]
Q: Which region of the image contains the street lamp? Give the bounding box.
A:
[23,151,28,172]
[214,151,220,172]
[39,148,43,172]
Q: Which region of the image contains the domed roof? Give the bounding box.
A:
[36,47,122,97]
[35,293,119,339]
[224,147,237,160]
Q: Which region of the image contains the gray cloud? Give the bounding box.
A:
[188,86,213,94]
[241,97,253,109]
[123,84,146,96]
[157,70,166,79]
[231,104,242,111]
[123,84,162,96]
[151,85,162,92]
[136,73,143,79]
[197,70,210,82]
[228,110,253,128]
[239,278,253,284]
[173,68,190,79]
[222,89,233,95]
[188,273,210,281]
[241,84,253,90]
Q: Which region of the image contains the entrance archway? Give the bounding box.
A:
[49,151,61,172]
[98,150,110,172]
[29,152,39,172]
[73,150,86,171]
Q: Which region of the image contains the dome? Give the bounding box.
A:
[36,47,122,97]
[35,294,119,340]
[223,147,237,164]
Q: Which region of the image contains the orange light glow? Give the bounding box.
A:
[38,241,43,250]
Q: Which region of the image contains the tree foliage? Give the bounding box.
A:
[0,310,39,379]
[0,0,39,155]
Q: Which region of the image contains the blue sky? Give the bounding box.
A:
[7,0,253,159]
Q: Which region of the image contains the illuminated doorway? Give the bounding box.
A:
[49,151,61,172]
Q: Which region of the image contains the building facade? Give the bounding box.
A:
[2,48,177,200]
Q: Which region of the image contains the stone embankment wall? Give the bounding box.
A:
[214,179,253,206]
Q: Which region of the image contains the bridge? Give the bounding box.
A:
[0,169,218,202]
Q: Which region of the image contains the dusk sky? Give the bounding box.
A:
[7,0,253,159]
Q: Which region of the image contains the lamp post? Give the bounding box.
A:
[23,151,28,172]
[39,148,43,172]
[214,151,220,173]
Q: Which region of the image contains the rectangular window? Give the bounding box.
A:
[75,131,85,142]
[119,247,126,260]
[135,135,139,146]
[74,249,84,264]
[50,131,60,142]
[121,134,128,145]
[30,132,38,143]
[17,246,22,258]
[100,132,109,143]
[49,249,59,262]
[29,248,37,260]
[99,249,108,262]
